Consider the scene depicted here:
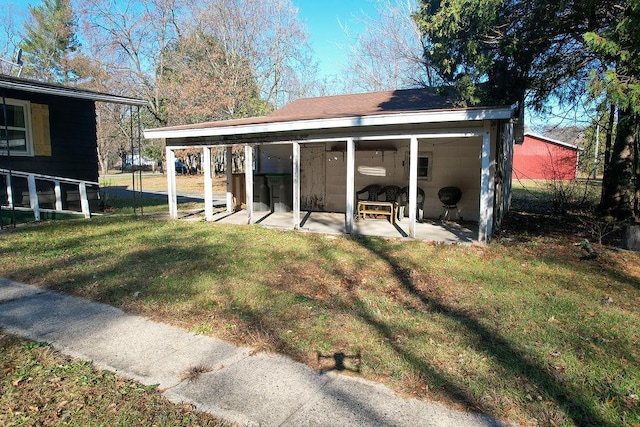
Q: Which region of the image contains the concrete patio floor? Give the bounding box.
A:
[205,210,478,244]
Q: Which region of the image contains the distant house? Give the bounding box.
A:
[0,75,146,218]
[145,88,518,242]
[513,132,580,180]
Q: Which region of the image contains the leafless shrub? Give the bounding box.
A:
[578,213,627,245]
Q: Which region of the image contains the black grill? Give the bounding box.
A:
[437,186,462,207]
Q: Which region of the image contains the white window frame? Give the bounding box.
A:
[405,151,433,181]
[1,98,34,157]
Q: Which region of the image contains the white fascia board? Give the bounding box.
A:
[144,106,515,140]
[0,80,148,106]
[163,129,486,150]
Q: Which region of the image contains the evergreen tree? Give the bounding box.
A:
[19,0,80,83]
[416,0,640,220]
[584,1,640,219]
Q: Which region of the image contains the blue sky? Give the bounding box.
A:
[292,0,378,77]
[4,0,588,129]
[7,0,377,79]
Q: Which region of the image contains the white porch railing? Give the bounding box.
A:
[0,168,100,220]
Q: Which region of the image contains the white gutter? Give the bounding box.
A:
[0,80,148,106]
[144,104,517,140]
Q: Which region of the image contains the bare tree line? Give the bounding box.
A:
[0,0,429,175]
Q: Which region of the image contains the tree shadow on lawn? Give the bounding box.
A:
[0,221,248,307]
[1,219,630,426]
[351,236,610,427]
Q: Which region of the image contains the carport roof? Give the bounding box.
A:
[144,88,517,141]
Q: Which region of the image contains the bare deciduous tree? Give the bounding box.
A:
[0,3,22,73]
[79,0,187,126]
[72,54,140,175]
[342,0,436,92]
[192,0,318,108]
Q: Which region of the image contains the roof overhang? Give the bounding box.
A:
[0,76,148,106]
[144,104,517,141]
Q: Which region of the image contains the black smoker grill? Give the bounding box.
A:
[438,186,462,222]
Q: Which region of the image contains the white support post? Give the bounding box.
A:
[345,138,355,233]
[79,182,90,218]
[409,136,418,238]
[226,146,233,213]
[245,144,254,224]
[5,173,13,208]
[479,124,494,243]
[292,142,301,229]
[27,174,40,221]
[54,180,63,211]
[203,146,213,221]
[166,147,178,219]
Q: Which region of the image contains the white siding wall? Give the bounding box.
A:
[421,138,482,221]
[320,139,482,221]
[258,138,484,222]
[300,144,326,210]
[325,151,347,211]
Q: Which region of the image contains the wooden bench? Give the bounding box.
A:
[357,201,397,224]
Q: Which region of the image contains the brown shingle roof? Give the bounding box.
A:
[148,88,458,132]
[267,88,456,121]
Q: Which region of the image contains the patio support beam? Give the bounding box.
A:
[166,146,178,219]
[479,123,494,242]
[345,138,355,233]
[292,141,301,229]
[409,136,418,238]
[203,146,213,221]
[226,146,233,213]
[245,144,254,224]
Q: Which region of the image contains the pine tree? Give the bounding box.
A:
[19,0,80,83]
[584,1,640,219]
[416,0,640,220]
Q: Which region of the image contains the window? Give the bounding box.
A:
[0,98,33,156]
[405,151,432,180]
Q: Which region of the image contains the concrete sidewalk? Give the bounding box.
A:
[0,279,508,427]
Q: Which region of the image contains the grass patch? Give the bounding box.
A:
[0,214,638,426]
[0,330,222,426]
[99,172,227,194]
[99,172,227,216]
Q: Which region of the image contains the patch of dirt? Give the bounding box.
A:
[500,198,625,247]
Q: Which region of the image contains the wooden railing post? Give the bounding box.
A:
[0,168,99,218]
[5,173,13,208]
[54,180,63,211]
[27,174,40,221]
[79,182,90,218]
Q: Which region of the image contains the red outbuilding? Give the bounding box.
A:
[513,132,580,180]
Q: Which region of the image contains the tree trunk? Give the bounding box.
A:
[598,107,638,220]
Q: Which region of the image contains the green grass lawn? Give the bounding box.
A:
[1,213,638,426]
[0,330,222,426]
[99,171,227,194]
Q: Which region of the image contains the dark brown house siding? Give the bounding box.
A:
[1,88,98,183]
